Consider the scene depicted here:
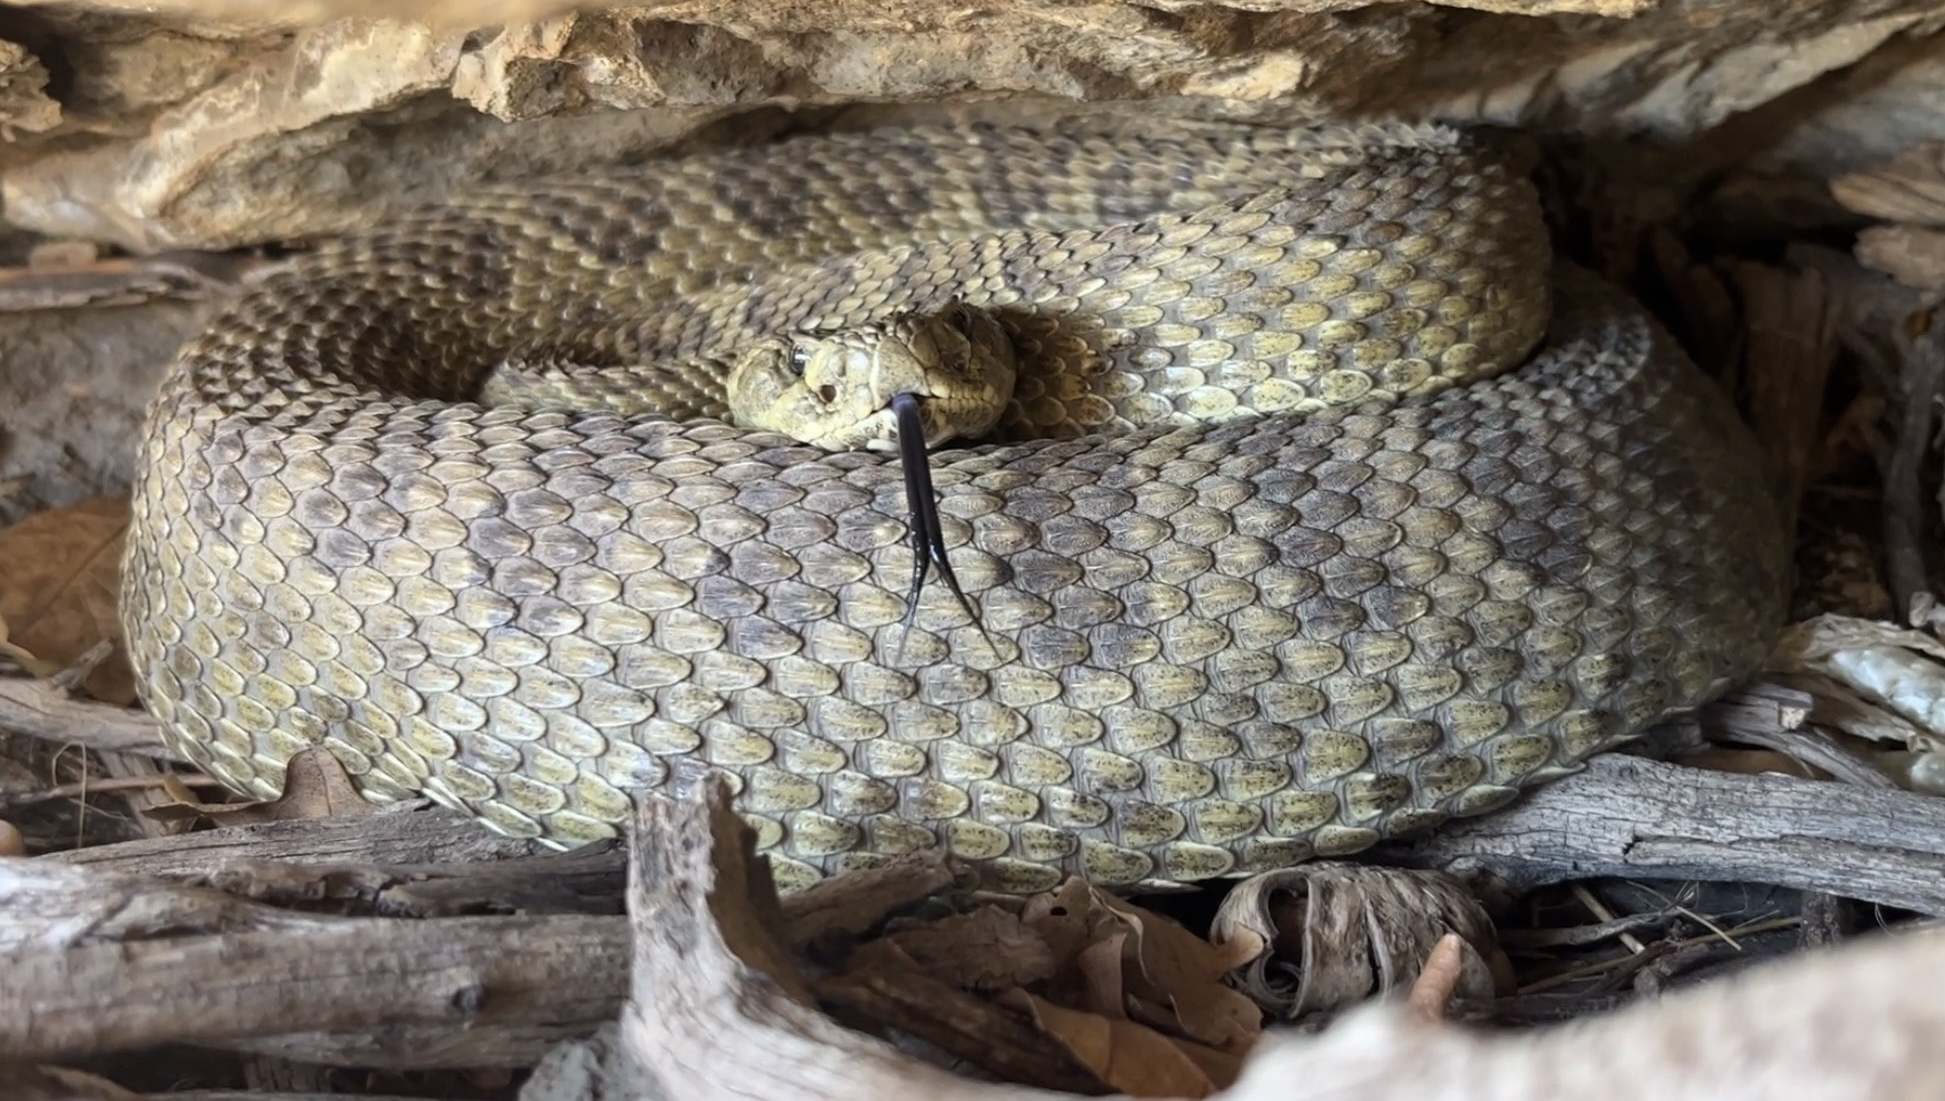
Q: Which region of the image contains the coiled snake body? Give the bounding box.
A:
[122,122,1788,893]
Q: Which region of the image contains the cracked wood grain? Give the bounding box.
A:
[1376,754,1945,915]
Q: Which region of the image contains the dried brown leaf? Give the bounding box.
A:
[1020,876,1096,965]
[1097,893,1262,1052]
[1022,878,1259,1051]
[0,496,134,704]
[0,616,37,670]
[850,906,1058,992]
[1000,990,1230,1098]
[1074,929,1129,1018]
[147,747,378,825]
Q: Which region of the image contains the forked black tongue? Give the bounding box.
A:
[890,392,986,648]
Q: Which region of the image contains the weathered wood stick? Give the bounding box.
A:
[1377,755,1945,914]
[580,780,1945,1101]
[49,754,1945,918]
[0,861,626,1067]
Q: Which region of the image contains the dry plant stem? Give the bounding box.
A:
[92,751,191,841]
[3,772,221,808]
[0,675,175,761]
[1568,884,1643,954]
[0,249,265,311]
[43,642,192,841]
[1379,755,1945,915]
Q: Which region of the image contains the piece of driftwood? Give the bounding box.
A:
[1379,754,1945,914]
[0,837,971,1070]
[0,859,629,1067]
[528,779,1945,1101]
[1684,683,1898,788]
[175,846,631,918]
[45,803,547,874]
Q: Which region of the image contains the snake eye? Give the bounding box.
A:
[789,345,810,376]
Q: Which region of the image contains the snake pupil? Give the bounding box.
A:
[789,345,809,376]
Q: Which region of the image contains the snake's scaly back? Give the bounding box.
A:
[122,123,1788,893]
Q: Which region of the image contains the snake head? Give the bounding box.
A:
[725,301,1018,453]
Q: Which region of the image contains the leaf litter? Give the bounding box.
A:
[146,746,390,827]
[815,865,1502,1097]
[0,494,135,705]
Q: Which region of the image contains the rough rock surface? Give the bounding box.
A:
[0,300,209,527]
[0,1,1940,251]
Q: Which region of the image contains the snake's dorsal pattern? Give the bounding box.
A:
[121,123,1788,893]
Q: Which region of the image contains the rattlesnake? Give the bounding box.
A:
[120,121,1788,893]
